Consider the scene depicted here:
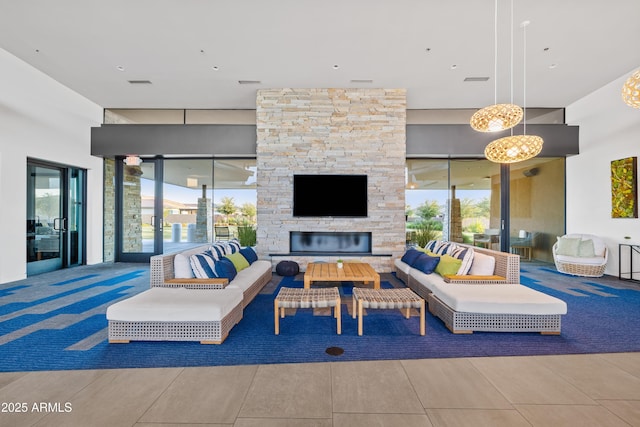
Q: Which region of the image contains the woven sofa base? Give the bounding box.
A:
[555,260,606,278]
[108,303,243,344]
[428,294,561,335]
[241,269,273,307]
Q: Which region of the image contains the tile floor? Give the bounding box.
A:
[1,352,639,426]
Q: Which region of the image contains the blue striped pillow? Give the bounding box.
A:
[448,246,475,275]
[227,238,241,254]
[209,243,228,260]
[189,251,218,278]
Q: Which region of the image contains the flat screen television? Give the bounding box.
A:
[293,174,368,217]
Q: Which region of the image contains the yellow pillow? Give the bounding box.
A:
[224,252,250,272]
[435,254,462,277]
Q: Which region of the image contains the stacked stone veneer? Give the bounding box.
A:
[256,88,406,272]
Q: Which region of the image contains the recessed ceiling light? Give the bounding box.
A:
[212,66,219,71]
[549,63,557,69]
[425,47,431,53]
[451,64,457,69]
[333,64,340,70]
[543,47,550,52]
[116,65,125,72]
[128,80,152,85]
[350,79,373,83]
[238,80,261,85]
[464,77,490,82]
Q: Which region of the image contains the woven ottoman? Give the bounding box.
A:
[106,287,243,344]
[274,287,341,335]
[352,288,425,336]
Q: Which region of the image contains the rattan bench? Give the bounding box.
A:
[352,288,425,336]
[274,287,341,335]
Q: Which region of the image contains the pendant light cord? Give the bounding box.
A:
[494,0,498,105]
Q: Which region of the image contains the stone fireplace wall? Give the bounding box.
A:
[256,88,406,271]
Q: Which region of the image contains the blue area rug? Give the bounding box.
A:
[0,263,639,372]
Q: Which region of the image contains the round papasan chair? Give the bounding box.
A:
[552,233,608,277]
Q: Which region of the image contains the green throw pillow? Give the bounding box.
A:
[224,252,250,272]
[578,239,596,257]
[435,254,463,277]
[556,237,581,256]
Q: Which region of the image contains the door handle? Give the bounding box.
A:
[53,218,67,231]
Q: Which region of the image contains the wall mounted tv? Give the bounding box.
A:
[293,174,368,217]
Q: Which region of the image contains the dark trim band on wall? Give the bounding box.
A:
[91,124,257,157]
[407,124,579,157]
[92,123,579,158]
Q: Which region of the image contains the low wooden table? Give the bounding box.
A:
[304,262,380,289]
[352,288,425,336]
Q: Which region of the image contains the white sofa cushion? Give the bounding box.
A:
[174,245,212,278]
[469,251,496,276]
[555,254,606,266]
[394,258,413,275]
[227,260,271,293]
[432,284,567,315]
[106,287,243,322]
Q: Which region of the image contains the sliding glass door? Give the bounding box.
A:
[27,160,86,275]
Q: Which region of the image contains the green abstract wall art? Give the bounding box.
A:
[611,156,638,218]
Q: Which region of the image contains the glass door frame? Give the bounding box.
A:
[115,156,163,262]
[26,159,87,276]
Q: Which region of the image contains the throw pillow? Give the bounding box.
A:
[432,241,458,255]
[215,257,238,281]
[556,236,581,256]
[240,246,258,264]
[224,252,250,272]
[435,254,463,277]
[578,239,596,257]
[209,243,228,260]
[174,253,195,278]
[227,238,241,253]
[189,251,217,278]
[412,253,440,274]
[401,248,423,266]
[469,251,496,275]
[448,246,475,275]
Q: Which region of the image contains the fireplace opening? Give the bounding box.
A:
[290,231,372,254]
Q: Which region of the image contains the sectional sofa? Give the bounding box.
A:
[394,242,567,334]
[107,242,272,344]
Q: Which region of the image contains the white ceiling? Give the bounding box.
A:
[1,0,639,110]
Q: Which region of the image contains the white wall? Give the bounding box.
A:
[0,48,103,283]
[565,70,640,276]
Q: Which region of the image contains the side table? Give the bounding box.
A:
[619,243,640,283]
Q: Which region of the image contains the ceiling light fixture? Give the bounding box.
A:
[212,66,219,71]
[470,0,523,132]
[622,68,640,108]
[124,155,142,166]
[333,64,340,70]
[116,65,125,72]
[485,19,543,163]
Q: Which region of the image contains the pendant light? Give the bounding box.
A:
[485,13,543,163]
[622,68,640,108]
[470,0,523,132]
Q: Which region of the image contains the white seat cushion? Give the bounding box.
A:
[394,258,412,275]
[432,284,567,315]
[106,287,243,322]
[228,260,271,293]
[555,254,606,266]
[173,245,211,278]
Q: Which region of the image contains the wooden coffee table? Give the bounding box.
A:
[304,262,380,289]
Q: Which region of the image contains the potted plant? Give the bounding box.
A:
[336,259,343,268]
